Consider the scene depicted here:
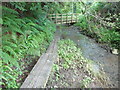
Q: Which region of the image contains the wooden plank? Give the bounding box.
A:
[20,31,60,88]
[56,18,76,21]
[48,13,80,16]
[56,20,76,24]
[20,53,47,88]
[56,19,76,22]
[48,16,73,19]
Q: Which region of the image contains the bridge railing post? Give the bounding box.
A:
[76,13,77,22]
[66,14,67,23]
[55,13,57,24]
[71,13,73,23]
[61,14,63,24]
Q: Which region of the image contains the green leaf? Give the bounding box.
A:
[0,18,3,24]
[2,45,18,58]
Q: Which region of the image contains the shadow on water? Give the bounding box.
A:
[60,25,118,88]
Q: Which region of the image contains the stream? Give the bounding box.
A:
[60,26,118,88]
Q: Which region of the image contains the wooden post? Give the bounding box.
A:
[71,13,73,23]
[61,14,63,24]
[66,14,68,24]
[76,13,77,22]
[51,14,52,21]
[55,13,57,24]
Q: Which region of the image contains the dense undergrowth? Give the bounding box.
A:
[47,39,108,88]
[1,3,56,88]
[75,2,120,50]
[1,2,119,88]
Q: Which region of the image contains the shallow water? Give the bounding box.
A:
[60,26,118,88]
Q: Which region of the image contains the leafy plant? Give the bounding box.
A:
[80,77,92,88]
[75,14,88,30]
[98,27,120,49]
[54,39,107,87]
[1,3,56,88]
[75,2,120,50]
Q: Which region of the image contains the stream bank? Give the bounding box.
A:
[61,26,118,88]
[47,25,118,88]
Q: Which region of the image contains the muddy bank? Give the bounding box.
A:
[60,26,118,88]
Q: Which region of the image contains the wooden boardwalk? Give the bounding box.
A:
[47,13,80,24]
[20,31,60,88]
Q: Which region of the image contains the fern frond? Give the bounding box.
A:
[2,6,18,15]
[2,51,19,67]
[4,72,16,80]
[2,45,18,58]
[23,18,32,23]
[2,51,12,64]
[0,18,3,24]
[9,26,24,35]
[3,41,17,48]
[14,18,26,26]
[31,27,40,33]
[3,17,20,28]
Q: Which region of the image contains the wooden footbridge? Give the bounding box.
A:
[47,13,80,24]
[21,13,80,88]
[21,31,60,88]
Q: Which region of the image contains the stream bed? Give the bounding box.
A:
[60,26,118,88]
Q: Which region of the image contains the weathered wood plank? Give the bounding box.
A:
[56,21,76,24]
[20,53,48,88]
[48,16,75,19]
[20,31,60,88]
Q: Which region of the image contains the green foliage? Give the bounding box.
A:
[75,15,88,30]
[80,77,92,88]
[98,28,120,48]
[52,64,60,81]
[75,2,120,50]
[51,39,105,87]
[89,2,104,12]
[1,3,56,88]
[10,2,26,11]
[58,39,85,69]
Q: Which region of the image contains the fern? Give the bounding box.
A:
[1,63,19,88]
[3,41,17,48]
[2,54,19,68]
[0,18,3,24]
[2,45,18,58]
[10,26,24,35]
[31,27,40,33]
[2,3,56,88]
[2,6,18,15]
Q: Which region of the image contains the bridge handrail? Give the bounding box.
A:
[47,13,80,24]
